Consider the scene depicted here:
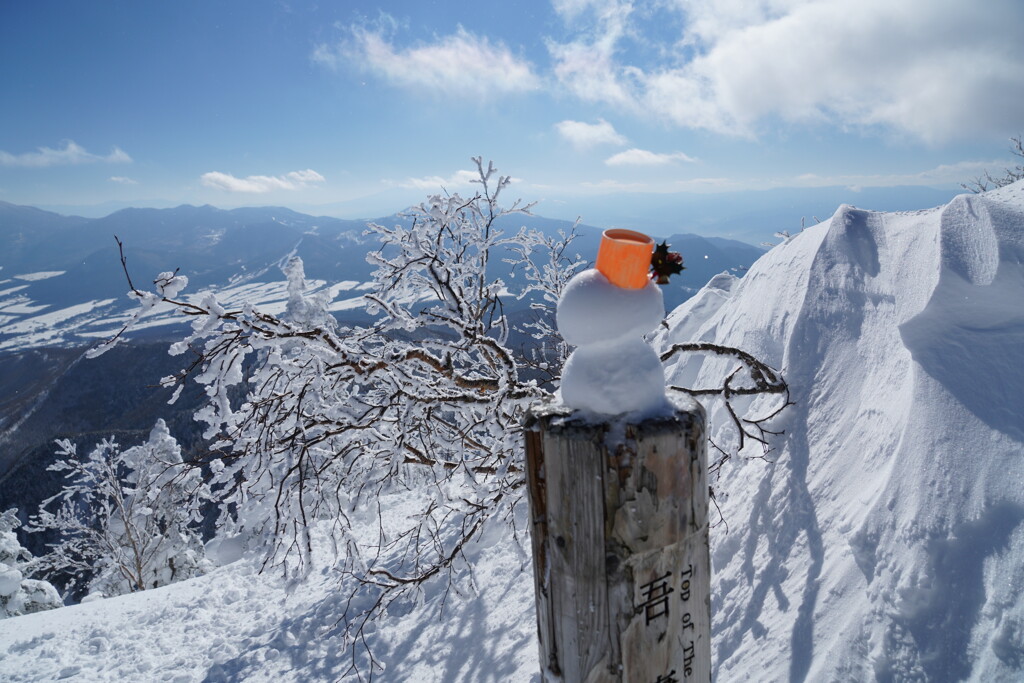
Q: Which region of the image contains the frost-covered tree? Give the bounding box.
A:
[88,159,585,671]
[100,160,584,581]
[963,134,1024,192]
[0,509,62,618]
[282,254,336,331]
[32,420,209,597]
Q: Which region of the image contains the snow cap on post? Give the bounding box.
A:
[595,229,655,289]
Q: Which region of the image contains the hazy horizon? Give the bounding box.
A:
[14,181,960,246]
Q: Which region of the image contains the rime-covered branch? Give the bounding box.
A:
[661,341,793,454]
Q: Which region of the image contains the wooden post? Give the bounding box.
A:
[524,397,710,682]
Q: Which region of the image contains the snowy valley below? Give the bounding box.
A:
[2,181,1024,682]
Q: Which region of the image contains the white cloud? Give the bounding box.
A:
[546,0,638,108]
[394,169,479,190]
[316,25,540,98]
[284,169,325,184]
[605,148,697,166]
[109,176,138,185]
[788,159,1009,188]
[548,0,1024,142]
[200,169,326,193]
[555,119,628,149]
[548,40,638,108]
[665,0,799,48]
[0,140,131,167]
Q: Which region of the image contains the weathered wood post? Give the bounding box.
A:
[524,396,711,682]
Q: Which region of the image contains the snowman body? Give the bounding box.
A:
[556,268,668,415]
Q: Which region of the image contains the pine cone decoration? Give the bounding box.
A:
[650,241,685,284]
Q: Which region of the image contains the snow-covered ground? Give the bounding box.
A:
[0,491,539,682]
[0,278,373,352]
[12,272,66,283]
[2,182,1023,681]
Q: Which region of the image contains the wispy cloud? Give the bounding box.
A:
[109,176,138,185]
[555,119,627,149]
[547,0,638,109]
[0,140,131,167]
[200,169,326,193]
[548,0,1024,142]
[315,25,540,98]
[787,159,1009,188]
[605,148,697,166]
[548,39,636,109]
[393,169,479,190]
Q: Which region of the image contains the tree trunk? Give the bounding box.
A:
[524,398,710,682]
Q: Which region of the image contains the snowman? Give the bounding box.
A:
[556,229,675,416]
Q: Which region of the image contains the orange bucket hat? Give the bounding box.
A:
[595,229,655,289]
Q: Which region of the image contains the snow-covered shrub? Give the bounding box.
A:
[32,420,209,597]
[0,509,62,618]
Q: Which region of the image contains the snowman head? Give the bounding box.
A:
[556,268,665,347]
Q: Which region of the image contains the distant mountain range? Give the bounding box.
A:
[34,184,965,246]
[0,200,766,353]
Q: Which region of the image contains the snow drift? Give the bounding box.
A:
[1,182,1023,681]
[659,180,1024,681]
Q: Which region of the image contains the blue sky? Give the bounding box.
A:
[2,0,1023,220]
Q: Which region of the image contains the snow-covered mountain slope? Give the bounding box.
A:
[659,180,1024,681]
[1,183,1022,682]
